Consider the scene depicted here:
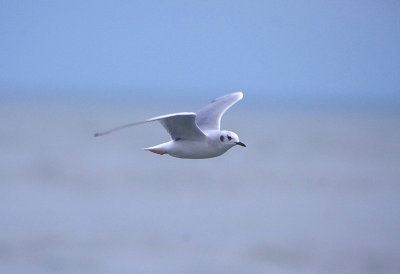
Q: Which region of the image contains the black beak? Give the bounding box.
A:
[235,141,246,147]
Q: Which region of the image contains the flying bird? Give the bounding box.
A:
[94,92,246,159]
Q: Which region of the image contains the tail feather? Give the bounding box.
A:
[143,145,167,155]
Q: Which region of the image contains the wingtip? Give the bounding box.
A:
[211,91,243,103]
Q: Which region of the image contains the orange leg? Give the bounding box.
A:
[149,149,166,155]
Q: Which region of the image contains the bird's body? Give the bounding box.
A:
[94,92,246,159]
[145,130,235,159]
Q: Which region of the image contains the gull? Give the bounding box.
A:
[94,92,246,159]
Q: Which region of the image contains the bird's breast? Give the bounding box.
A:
[167,140,227,159]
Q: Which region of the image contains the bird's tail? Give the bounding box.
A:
[143,144,167,155]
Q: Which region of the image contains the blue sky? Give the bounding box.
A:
[1,0,399,107]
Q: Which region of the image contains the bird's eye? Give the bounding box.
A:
[220,135,224,142]
[227,135,232,141]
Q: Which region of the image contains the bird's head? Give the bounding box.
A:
[219,131,246,148]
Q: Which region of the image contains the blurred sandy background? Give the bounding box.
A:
[1,100,399,273]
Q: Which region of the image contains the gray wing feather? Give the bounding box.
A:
[196,92,243,131]
[94,112,206,140]
[153,112,206,140]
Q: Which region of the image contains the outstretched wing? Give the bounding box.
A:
[196,92,243,131]
[94,112,206,141]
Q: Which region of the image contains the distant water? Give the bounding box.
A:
[1,102,399,273]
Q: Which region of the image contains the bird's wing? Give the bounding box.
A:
[94,112,206,140]
[195,91,243,131]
